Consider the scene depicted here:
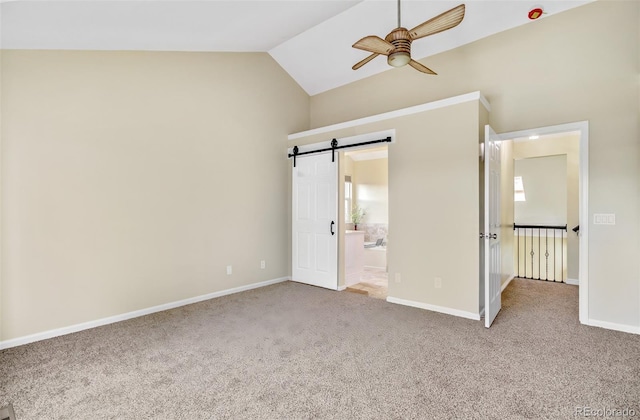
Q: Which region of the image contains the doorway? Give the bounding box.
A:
[512,139,578,284]
[342,146,389,300]
[498,121,589,324]
[289,129,395,295]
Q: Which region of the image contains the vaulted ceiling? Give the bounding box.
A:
[1,0,593,95]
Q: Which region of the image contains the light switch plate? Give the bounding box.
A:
[594,213,615,225]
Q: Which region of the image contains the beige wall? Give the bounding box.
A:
[514,155,568,226]
[0,47,3,342]
[389,103,479,314]
[289,100,483,316]
[352,158,388,224]
[310,1,640,328]
[513,135,580,281]
[0,50,309,341]
[499,140,514,288]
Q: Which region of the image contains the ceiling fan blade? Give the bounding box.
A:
[352,53,380,70]
[409,4,465,41]
[352,36,394,55]
[409,60,437,75]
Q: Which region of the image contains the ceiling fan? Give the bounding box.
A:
[352,1,465,74]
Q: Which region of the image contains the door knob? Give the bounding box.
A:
[480,233,498,239]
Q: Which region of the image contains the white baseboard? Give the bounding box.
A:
[0,276,289,350]
[337,285,347,291]
[586,319,640,335]
[566,278,579,285]
[501,274,516,292]
[386,296,480,321]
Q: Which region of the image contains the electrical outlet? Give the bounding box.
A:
[395,273,401,283]
[226,265,232,275]
[434,277,442,289]
[260,260,266,269]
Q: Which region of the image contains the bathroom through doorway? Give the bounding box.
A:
[343,145,389,300]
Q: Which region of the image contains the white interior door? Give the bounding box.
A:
[292,152,338,290]
[484,125,502,327]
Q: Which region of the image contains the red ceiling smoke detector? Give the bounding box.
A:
[528,6,544,20]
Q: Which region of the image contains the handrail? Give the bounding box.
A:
[514,224,567,231]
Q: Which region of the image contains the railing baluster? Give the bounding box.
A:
[514,224,568,283]
[524,228,527,278]
[561,229,564,282]
[531,229,534,280]
[517,228,520,278]
[545,228,549,280]
[538,228,541,280]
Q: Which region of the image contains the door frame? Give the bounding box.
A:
[499,121,589,324]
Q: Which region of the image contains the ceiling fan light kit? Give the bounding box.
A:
[388,52,411,67]
[351,1,465,75]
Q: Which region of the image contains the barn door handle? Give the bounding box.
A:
[330,221,335,236]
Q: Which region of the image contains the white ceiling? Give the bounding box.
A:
[1,0,593,96]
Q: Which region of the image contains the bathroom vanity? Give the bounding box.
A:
[345,230,365,286]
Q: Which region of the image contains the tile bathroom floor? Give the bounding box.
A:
[346,267,388,300]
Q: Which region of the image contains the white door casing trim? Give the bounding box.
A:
[499,121,589,325]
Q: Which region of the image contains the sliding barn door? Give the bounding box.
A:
[292,152,338,290]
[484,125,502,328]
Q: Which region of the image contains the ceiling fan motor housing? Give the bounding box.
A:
[385,27,411,66]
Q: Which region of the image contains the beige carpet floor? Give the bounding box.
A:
[1,279,639,419]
